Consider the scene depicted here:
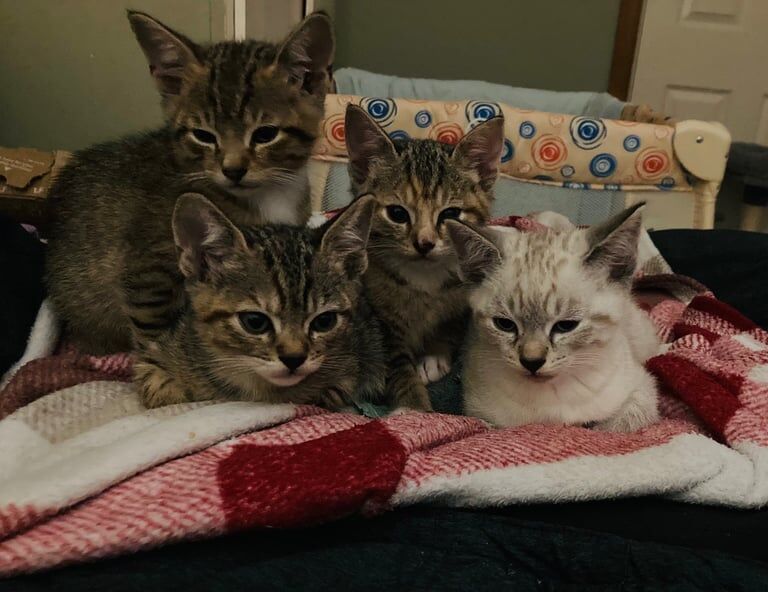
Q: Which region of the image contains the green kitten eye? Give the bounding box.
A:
[552,320,580,334]
[385,205,410,224]
[251,125,279,145]
[493,317,517,333]
[191,128,217,145]
[439,207,462,223]
[238,312,272,334]
[310,311,338,333]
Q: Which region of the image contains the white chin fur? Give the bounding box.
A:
[261,373,310,388]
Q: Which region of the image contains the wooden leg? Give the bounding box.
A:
[692,181,719,230]
[740,204,766,232]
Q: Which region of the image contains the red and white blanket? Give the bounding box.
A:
[0,220,767,576]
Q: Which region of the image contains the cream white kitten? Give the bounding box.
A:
[446,205,660,432]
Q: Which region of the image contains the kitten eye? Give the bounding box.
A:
[309,311,338,333]
[251,125,279,145]
[493,317,518,333]
[385,205,410,224]
[191,128,217,145]
[439,207,462,223]
[238,312,272,334]
[552,320,580,334]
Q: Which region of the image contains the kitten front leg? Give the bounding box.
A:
[134,352,192,408]
[593,373,659,433]
[388,355,434,412]
[417,354,452,384]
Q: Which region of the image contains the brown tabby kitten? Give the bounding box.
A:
[46,10,334,357]
[344,105,504,411]
[136,193,385,409]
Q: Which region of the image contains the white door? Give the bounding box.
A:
[631,0,768,144]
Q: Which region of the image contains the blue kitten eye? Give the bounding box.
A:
[385,205,410,224]
[251,125,279,145]
[238,312,272,334]
[493,317,517,333]
[191,128,217,145]
[552,320,580,334]
[439,207,462,223]
[310,311,338,333]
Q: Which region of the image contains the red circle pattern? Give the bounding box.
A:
[532,135,568,170]
[429,122,464,145]
[323,114,346,150]
[635,148,670,179]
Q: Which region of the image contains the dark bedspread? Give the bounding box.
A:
[1,228,767,591]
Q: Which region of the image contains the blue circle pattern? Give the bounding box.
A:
[519,121,536,139]
[414,110,432,128]
[589,153,617,178]
[465,101,501,123]
[560,165,575,178]
[570,117,607,149]
[361,97,397,126]
[388,130,410,142]
[501,139,514,163]
[623,135,641,152]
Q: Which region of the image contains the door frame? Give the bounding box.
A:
[608,0,646,100]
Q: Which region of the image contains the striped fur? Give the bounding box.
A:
[137,194,385,409]
[344,105,504,411]
[46,11,333,357]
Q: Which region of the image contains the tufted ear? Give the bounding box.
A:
[128,11,202,103]
[445,220,502,284]
[172,193,248,282]
[452,116,505,191]
[584,203,645,283]
[318,195,377,279]
[276,11,335,95]
[344,105,398,191]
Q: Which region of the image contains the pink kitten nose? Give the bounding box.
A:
[520,357,545,375]
[414,239,435,255]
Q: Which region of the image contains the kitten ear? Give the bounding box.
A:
[445,220,502,284]
[584,203,645,283]
[128,11,203,101]
[172,193,248,282]
[452,116,505,191]
[345,105,398,190]
[276,11,335,95]
[319,195,377,278]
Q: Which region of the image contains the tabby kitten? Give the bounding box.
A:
[447,205,660,432]
[46,10,334,357]
[136,193,385,409]
[344,104,505,411]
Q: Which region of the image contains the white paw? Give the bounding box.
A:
[530,211,575,232]
[417,355,451,384]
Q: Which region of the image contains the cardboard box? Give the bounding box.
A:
[0,146,71,233]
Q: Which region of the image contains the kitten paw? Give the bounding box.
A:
[417,355,451,384]
[620,103,675,125]
[135,361,190,409]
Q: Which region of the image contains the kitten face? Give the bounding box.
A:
[128,11,334,193]
[344,105,504,275]
[447,205,644,382]
[173,194,374,390]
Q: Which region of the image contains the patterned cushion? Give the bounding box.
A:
[312,95,692,193]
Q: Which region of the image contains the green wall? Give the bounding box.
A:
[0,0,621,152]
[326,0,621,93]
[0,0,227,151]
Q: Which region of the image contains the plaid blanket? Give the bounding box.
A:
[1,223,767,576]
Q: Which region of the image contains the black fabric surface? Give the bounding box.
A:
[0,215,45,375]
[650,229,768,329]
[2,507,766,592]
[1,228,767,589]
